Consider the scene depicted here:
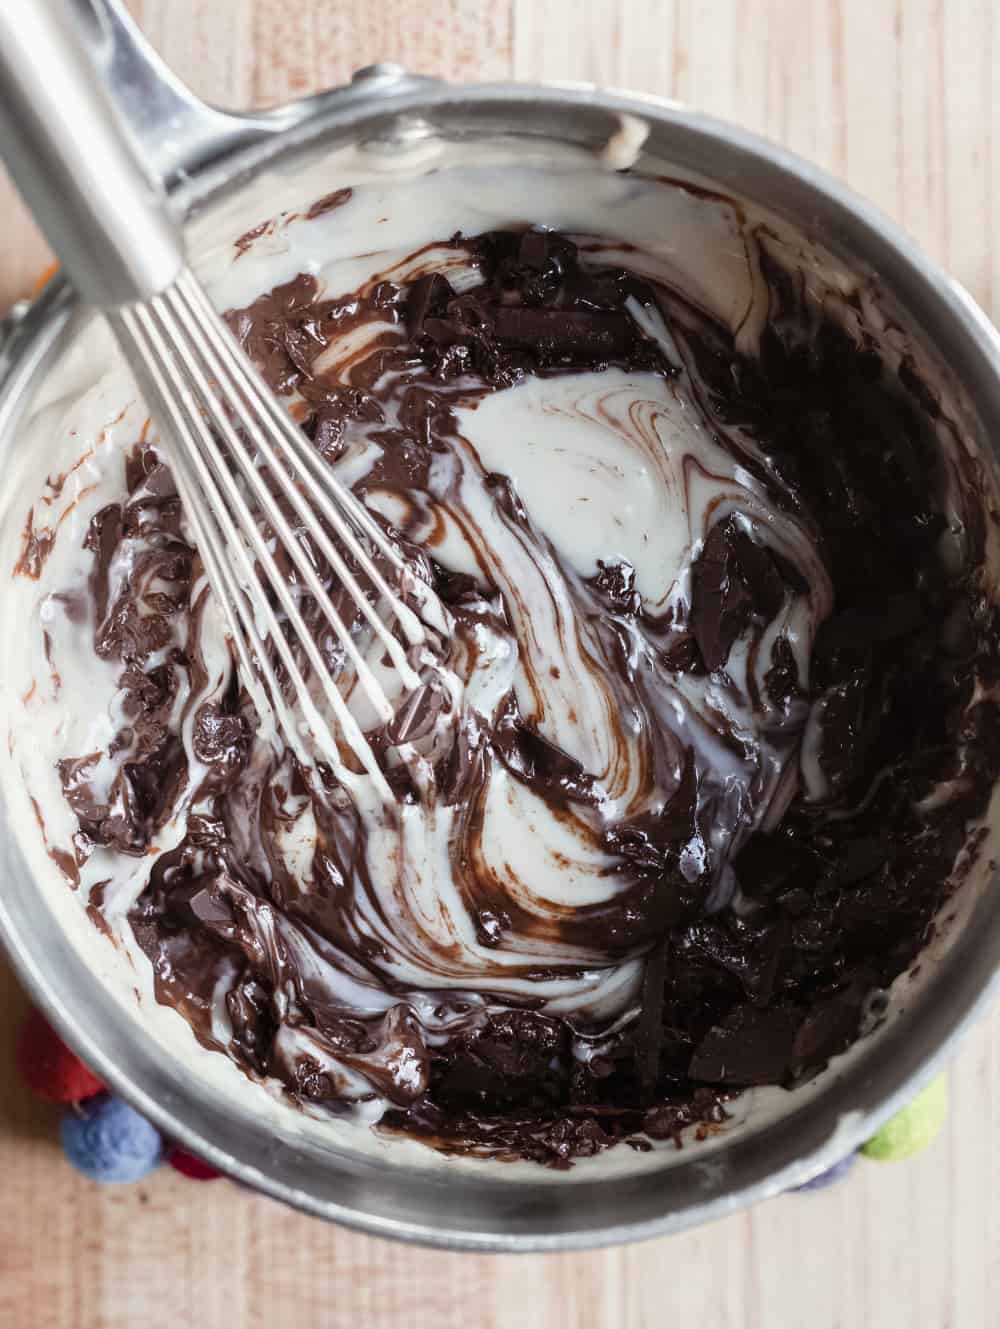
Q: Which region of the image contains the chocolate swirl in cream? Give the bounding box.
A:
[39,216,1000,1166]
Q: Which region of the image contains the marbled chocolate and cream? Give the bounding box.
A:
[5,142,999,1166]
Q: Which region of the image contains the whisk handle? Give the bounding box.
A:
[0,0,184,306]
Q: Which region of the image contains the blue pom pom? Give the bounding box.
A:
[793,1152,857,1193]
[61,1095,164,1183]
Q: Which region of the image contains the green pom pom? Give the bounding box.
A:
[861,1074,948,1161]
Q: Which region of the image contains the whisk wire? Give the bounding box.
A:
[113,291,402,802]
[151,288,403,725]
[114,306,311,769]
[175,272,438,653]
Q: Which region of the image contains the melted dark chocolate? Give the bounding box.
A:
[52,224,1000,1166]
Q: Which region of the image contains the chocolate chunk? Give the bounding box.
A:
[57,753,108,839]
[225,273,323,394]
[188,885,236,927]
[308,412,345,461]
[689,1006,798,1086]
[386,676,448,745]
[192,702,251,794]
[406,272,453,338]
[226,973,276,1075]
[305,186,353,220]
[84,504,123,623]
[790,993,863,1073]
[124,443,160,495]
[494,700,598,806]
[689,520,756,671]
[58,729,185,856]
[430,561,479,604]
[142,463,177,499]
[163,877,236,932]
[662,635,706,675]
[593,558,641,615]
[690,516,791,671]
[679,915,789,1007]
[476,909,510,947]
[495,306,635,358]
[764,635,801,708]
[122,737,187,831]
[810,671,874,797]
[425,304,636,361]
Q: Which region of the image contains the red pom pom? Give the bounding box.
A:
[16,1008,105,1103]
[168,1146,221,1181]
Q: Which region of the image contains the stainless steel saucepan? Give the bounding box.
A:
[1,0,999,1251]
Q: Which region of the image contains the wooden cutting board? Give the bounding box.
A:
[1,4,998,1326]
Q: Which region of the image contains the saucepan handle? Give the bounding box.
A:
[0,0,185,304]
[64,0,430,186]
[0,0,431,305]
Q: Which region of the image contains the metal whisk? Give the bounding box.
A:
[0,0,448,800]
[113,272,449,800]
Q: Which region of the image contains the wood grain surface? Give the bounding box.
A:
[1,3,998,1326]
